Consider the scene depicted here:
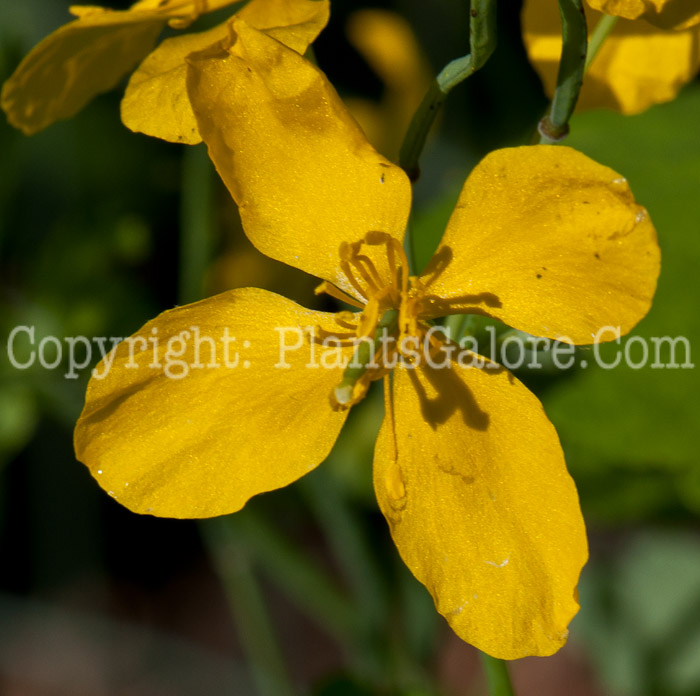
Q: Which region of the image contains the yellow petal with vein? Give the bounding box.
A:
[421,146,660,344]
[121,0,330,144]
[74,288,349,518]
[522,0,700,114]
[373,361,587,659]
[186,18,411,296]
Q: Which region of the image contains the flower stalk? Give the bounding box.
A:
[585,13,619,69]
[480,652,516,696]
[399,0,496,181]
[179,143,216,305]
[538,0,588,143]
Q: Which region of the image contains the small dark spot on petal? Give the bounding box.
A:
[594,252,601,260]
[536,273,542,279]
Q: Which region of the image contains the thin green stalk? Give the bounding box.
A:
[585,13,618,69]
[539,0,588,143]
[202,518,296,696]
[399,0,496,181]
[480,652,516,696]
[179,143,215,305]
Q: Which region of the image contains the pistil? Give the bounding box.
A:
[334,309,399,407]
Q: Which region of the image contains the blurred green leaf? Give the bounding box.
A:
[0,381,38,464]
[576,530,700,696]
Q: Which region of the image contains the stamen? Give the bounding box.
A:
[353,254,384,290]
[340,259,369,301]
[314,281,364,309]
[389,237,410,296]
[334,311,361,331]
[357,297,380,338]
[312,325,361,348]
[350,258,380,294]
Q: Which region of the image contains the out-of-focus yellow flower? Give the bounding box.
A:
[75,20,660,659]
[1,0,328,138]
[522,0,700,114]
[343,9,432,159]
[587,0,700,30]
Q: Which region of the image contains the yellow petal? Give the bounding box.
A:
[586,0,700,30]
[121,22,229,144]
[237,0,330,54]
[1,9,165,135]
[74,288,350,518]
[373,361,587,659]
[421,146,660,344]
[1,0,241,134]
[522,0,700,114]
[126,0,239,18]
[186,18,411,296]
[121,0,330,144]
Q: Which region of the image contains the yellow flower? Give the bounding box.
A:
[74,20,660,659]
[522,0,700,114]
[586,0,700,30]
[1,0,328,139]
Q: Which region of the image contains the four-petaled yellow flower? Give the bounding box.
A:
[523,0,700,114]
[74,20,660,659]
[1,0,328,140]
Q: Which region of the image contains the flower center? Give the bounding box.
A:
[315,232,436,409]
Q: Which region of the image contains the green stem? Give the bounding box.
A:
[399,0,496,181]
[539,0,587,144]
[480,652,516,696]
[585,13,618,70]
[179,143,215,304]
[201,519,296,696]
